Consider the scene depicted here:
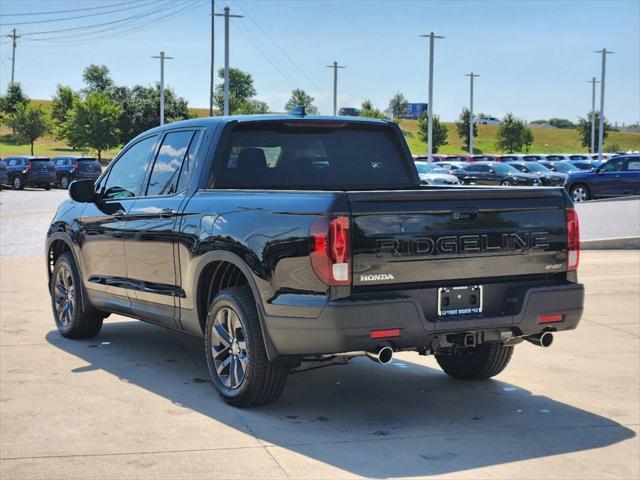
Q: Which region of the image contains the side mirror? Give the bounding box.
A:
[69,179,97,203]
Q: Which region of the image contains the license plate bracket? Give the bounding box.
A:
[438,285,483,316]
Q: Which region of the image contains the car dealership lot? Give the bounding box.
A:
[1,189,639,479]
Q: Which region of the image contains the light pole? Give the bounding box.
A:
[420,32,445,163]
[587,77,600,154]
[465,72,479,154]
[209,0,215,116]
[214,6,243,116]
[4,28,21,85]
[325,61,346,115]
[594,48,614,159]
[151,51,174,125]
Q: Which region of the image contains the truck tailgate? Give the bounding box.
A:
[348,187,569,287]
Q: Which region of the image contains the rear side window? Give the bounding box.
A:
[54,159,68,166]
[7,159,22,166]
[102,135,158,199]
[627,160,640,171]
[146,130,195,196]
[215,123,414,190]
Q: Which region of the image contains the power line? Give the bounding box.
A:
[0,1,144,18]
[0,0,159,27]
[230,0,322,92]
[17,1,185,37]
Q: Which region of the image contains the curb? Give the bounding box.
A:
[581,237,640,250]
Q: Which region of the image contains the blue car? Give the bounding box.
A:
[52,156,102,189]
[3,156,56,190]
[565,154,640,202]
[0,160,8,189]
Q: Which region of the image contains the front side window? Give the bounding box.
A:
[55,159,68,166]
[146,130,195,196]
[102,135,158,199]
[600,158,624,173]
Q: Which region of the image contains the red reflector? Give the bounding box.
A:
[566,208,580,271]
[538,314,563,324]
[370,328,401,339]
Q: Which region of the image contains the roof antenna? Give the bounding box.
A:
[290,105,306,117]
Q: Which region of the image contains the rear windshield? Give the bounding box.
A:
[31,159,51,162]
[78,157,98,162]
[214,123,415,190]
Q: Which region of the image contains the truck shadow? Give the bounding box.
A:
[46,320,635,478]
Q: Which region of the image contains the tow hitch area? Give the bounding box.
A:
[431,329,514,353]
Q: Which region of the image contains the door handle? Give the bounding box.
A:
[112,210,126,220]
[159,208,176,218]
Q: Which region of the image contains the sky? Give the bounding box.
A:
[0,0,638,124]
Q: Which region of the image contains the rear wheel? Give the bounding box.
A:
[205,287,288,407]
[44,184,51,190]
[51,252,103,339]
[570,184,590,202]
[12,175,23,190]
[435,343,513,380]
[59,175,69,189]
[501,180,512,186]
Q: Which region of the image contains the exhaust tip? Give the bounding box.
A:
[540,332,553,348]
[378,346,393,364]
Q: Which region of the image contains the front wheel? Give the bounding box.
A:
[570,184,590,202]
[59,175,70,189]
[435,343,513,380]
[501,180,512,186]
[205,287,288,407]
[51,252,103,338]
[12,175,24,190]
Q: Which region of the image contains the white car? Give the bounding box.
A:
[415,161,460,185]
[476,116,501,125]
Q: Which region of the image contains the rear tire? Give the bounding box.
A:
[12,175,24,190]
[205,287,288,407]
[44,184,51,191]
[501,180,512,186]
[435,343,513,380]
[570,183,590,202]
[59,175,70,189]
[51,252,103,339]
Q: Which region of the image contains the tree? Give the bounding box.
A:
[388,92,409,119]
[455,108,478,151]
[548,118,576,129]
[115,84,193,144]
[523,128,534,153]
[417,111,448,153]
[359,99,386,119]
[0,83,29,132]
[51,85,80,139]
[496,113,532,153]
[214,68,258,115]
[82,64,114,93]
[576,112,611,152]
[236,99,269,114]
[64,92,121,161]
[9,102,49,155]
[284,89,318,114]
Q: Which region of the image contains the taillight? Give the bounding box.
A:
[566,208,580,270]
[310,216,351,286]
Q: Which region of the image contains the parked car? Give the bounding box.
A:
[0,160,8,189]
[45,114,583,407]
[458,162,541,186]
[523,154,547,162]
[467,155,499,162]
[414,161,460,185]
[564,154,640,202]
[433,161,468,176]
[568,154,590,161]
[476,116,501,125]
[539,160,581,175]
[4,156,56,190]
[52,156,102,189]
[414,154,447,162]
[497,155,525,162]
[545,154,572,162]
[338,107,359,117]
[507,162,566,186]
[569,160,603,171]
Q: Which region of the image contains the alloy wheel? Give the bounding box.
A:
[210,307,248,389]
[60,176,69,189]
[571,186,588,202]
[12,176,22,189]
[54,264,75,327]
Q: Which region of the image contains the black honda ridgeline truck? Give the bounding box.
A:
[46,114,584,407]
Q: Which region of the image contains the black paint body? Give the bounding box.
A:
[46,115,584,360]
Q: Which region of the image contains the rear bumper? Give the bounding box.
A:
[264,282,584,356]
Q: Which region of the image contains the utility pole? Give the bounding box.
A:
[587,77,600,154]
[420,32,445,163]
[209,0,215,116]
[594,48,613,160]
[325,61,346,115]
[465,72,480,154]
[214,6,243,116]
[151,51,174,125]
[4,29,21,85]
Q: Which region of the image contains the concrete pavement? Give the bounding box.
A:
[1,189,639,479]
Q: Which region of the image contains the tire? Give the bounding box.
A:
[12,175,24,190]
[205,287,288,407]
[59,175,70,189]
[435,343,514,380]
[50,252,103,339]
[501,180,512,186]
[570,183,590,202]
[44,184,51,191]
